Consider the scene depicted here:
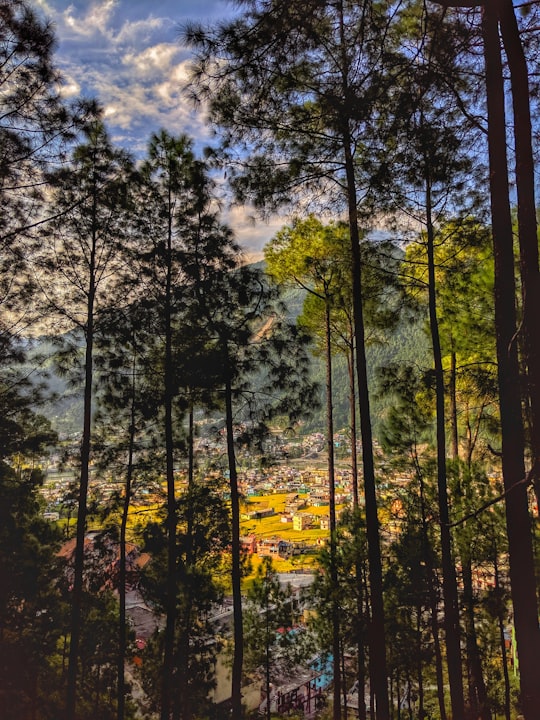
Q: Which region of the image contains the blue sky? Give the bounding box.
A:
[34,0,279,258]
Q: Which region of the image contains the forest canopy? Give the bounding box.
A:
[0,1,539,720]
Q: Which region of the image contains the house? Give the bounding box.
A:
[257,537,289,558]
[248,507,275,520]
[240,535,257,554]
[57,533,150,590]
[293,514,311,531]
[319,515,330,531]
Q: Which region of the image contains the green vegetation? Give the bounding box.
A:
[1,2,540,720]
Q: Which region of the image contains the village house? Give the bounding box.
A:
[247,507,275,521]
[240,535,257,554]
[257,537,289,558]
[57,533,150,590]
[319,515,330,531]
[293,514,312,531]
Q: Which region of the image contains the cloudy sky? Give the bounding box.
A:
[33,0,281,259]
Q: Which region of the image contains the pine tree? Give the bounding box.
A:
[243,557,295,720]
[192,256,317,718]
[265,216,354,716]
[0,0,84,353]
[0,408,62,719]
[185,6,410,710]
[39,116,133,720]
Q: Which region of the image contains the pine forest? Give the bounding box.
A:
[1,1,539,719]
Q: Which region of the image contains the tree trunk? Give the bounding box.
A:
[224,367,244,719]
[482,7,540,719]
[325,296,342,720]
[117,351,137,720]
[496,0,540,508]
[342,129,389,720]
[348,334,359,509]
[416,459,447,720]
[450,347,459,459]
[175,406,196,720]
[188,405,194,489]
[336,1,388,713]
[455,390,490,719]
[462,555,491,720]
[66,188,98,720]
[342,636,349,719]
[161,187,177,720]
[424,168,465,720]
[415,605,425,720]
[265,587,271,720]
[494,554,511,720]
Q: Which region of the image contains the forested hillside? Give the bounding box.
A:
[30,276,430,440]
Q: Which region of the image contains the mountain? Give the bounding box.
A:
[27,267,430,441]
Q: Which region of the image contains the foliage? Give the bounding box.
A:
[138,481,230,718]
[0,460,66,719]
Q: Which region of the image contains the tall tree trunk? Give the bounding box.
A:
[336,2,388,714]
[462,554,491,720]
[416,457,447,720]
[224,366,244,719]
[355,558,367,720]
[265,586,271,720]
[451,359,491,720]
[176,405,196,720]
[66,192,98,720]
[161,187,177,720]
[348,334,359,509]
[118,351,137,720]
[496,0,540,508]
[188,405,194,489]
[424,169,465,720]
[482,7,540,719]
[325,296,342,720]
[342,128,389,720]
[450,347,459,459]
[342,636,349,720]
[347,285,365,720]
[415,605,425,720]
[494,554,511,720]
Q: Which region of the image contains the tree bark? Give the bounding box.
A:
[325,295,342,720]
[496,0,540,509]
[348,336,360,510]
[117,350,137,720]
[482,7,540,718]
[462,555,491,720]
[424,168,465,720]
[416,456,447,720]
[336,2,389,712]
[344,150,390,719]
[224,367,244,719]
[66,175,98,720]
[161,182,177,720]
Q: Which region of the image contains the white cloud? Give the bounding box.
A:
[34,0,52,12]
[115,16,166,46]
[225,205,285,260]
[63,0,119,39]
[33,1,272,256]
[121,43,183,80]
[58,74,81,98]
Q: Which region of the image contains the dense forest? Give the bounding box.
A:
[1,1,539,720]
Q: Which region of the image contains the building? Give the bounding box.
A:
[293,514,311,531]
[257,537,289,558]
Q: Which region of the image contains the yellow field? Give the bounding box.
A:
[241,493,331,542]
